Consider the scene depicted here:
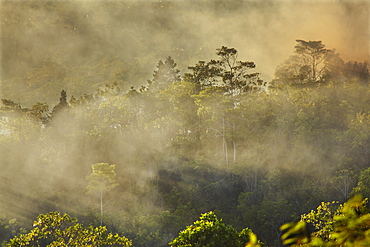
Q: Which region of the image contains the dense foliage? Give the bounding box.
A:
[0,34,369,246]
[8,212,131,247]
[169,211,258,247]
[281,194,370,246]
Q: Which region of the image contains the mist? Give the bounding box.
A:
[0,0,370,246]
[1,0,369,105]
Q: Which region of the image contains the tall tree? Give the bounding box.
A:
[330,169,357,202]
[186,46,263,95]
[148,56,181,93]
[86,163,119,226]
[275,40,332,84]
[193,87,234,164]
[50,90,69,119]
[185,60,220,91]
[294,40,331,82]
[159,81,200,144]
[214,46,261,95]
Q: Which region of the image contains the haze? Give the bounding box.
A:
[0,0,370,246]
[0,0,369,105]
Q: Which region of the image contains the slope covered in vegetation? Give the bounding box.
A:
[1,40,369,245]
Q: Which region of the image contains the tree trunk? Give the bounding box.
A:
[222,115,228,164]
[344,174,349,202]
[233,121,236,164]
[254,167,258,191]
[312,59,316,81]
[100,190,103,226]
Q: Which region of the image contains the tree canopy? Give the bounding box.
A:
[8,212,132,247]
[274,39,369,85]
[0,40,369,246]
[169,211,261,247]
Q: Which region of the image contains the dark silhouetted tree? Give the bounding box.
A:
[148,56,181,93]
[51,90,69,118]
[343,61,369,82]
[186,46,263,95]
[275,40,332,84]
[294,40,331,82]
[185,60,220,91]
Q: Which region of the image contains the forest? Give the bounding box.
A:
[1,1,370,246]
[1,40,370,246]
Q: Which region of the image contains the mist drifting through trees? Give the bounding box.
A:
[1,0,369,105]
[0,0,370,246]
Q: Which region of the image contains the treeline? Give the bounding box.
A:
[0,41,369,246]
[6,195,370,246]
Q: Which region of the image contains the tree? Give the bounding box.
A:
[96,82,122,97]
[193,87,234,164]
[338,113,370,171]
[148,56,181,93]
[351,167,370,199]
[275,40,332,84]
[322,54,370,83]
[1,99,22,111]
[294,40,331,82]
[185,60,220,91]
[330,169,357,202]
[300,200,342,242]
[8,211,132,246]
[169,211,261,247]
[86,163,119,226]
[0,101,41,144]
[321,50,346,82]
[28,102,50,123]
[274,55,311,84]
[186,46,263,95]
[158,81,201,146]
[343,61,370,82]
[50,90,69,120]
[281,195,370,246]
[214,46,261,95]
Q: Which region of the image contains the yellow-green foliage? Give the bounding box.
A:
[8,212,132,246]
[169,211,262,247]
[281,195,370,246]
